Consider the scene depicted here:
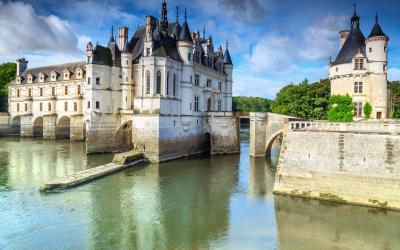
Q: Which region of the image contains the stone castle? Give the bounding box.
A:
[329,8,389,119]
[7,0,239,162]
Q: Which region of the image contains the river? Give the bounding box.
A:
[0,127,400,249]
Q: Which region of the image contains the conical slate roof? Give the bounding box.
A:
[223,48,233,65]
[368,15,387,38]
[179,9,192,42]
[332,23,366,66]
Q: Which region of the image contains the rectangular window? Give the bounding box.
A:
[369,47,372,53]
[48,103,51,111]
[146,48,151,56]
[87,77,91,85]
[40,88,43,97]
[354,82,363,94]
[64,86,68,95]
[354,102,363,117]
[52,87,55,96]
[96,77,100,85]
[218,100,222,111]
[39,102,42,112]
[25,103,27,112]
[17,90,20,98]
[28,89,32,97]
[355,58,364,70]
[74,102,78,112]
[77,85,81,94]
[87,101,90,109]
[96,101,100,109]
[17,103,19,112]
[218,82,222,91]
[383,64,386,72]
[188,53,191,61]
[64,102,68,111]
[195,74,200,86]
[194,96,199,111]
[206,79,212,88]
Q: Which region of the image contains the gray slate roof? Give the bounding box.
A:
[223,49,233,65]
[368,22,387,38]
[332,26,366,66]
[20,61,86,84]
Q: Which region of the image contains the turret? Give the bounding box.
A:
[177,8,193,65]
[223,41,233,111]
[366,14,388,63]
[144,16,157,57]
[118,27,129,50]
[159,0,169,37]
[121,40,133,110]
[86,42,94,64]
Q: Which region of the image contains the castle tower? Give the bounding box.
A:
[121,40,133,111]
[223,41,233,111]
[366,14,389,119]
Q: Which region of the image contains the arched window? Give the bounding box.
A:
[146,71,151,95]
[166,72,170,96]
[173,73,176,97]
[74,102,78,112]
[207,99,212,111]
[156,71,161,94]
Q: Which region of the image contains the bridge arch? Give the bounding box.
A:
[32,116,44,138]
[265,129,283,156]
[114,120,133,151]
[10,116,21,135]
[56,116,71,139]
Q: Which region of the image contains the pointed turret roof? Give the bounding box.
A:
[332,7,366,66]
[122,39,130,54]
[223,41,233,65]
[108,26,115,45]
[368,14,387,38]
[179,8,193,42]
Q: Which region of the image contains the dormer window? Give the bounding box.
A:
[51,71,57,81]
[76,68,83,79]
[354,58,364,70]
[146,48,151,56]
[16,77,21,84]
[63,70,70,80]
[27,74,33,84]
[38,73,45,83]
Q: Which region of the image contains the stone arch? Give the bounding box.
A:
[114,120,133,152]
[56,116,71,140]
[10,116,21,135]
[32,116,43,138]
[265,129,283,156]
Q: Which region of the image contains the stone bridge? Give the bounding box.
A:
[236,112,303,157]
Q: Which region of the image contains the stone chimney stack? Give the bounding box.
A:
[339,30,350,49]
[16,58,28,77]
[145,16,157,42]
[118,27,129,50]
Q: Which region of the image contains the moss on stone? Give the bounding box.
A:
[319,193,345,202]
[368,199,388,208]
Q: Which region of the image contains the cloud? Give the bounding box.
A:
[247,33,298,74]
[219,0,266,23]
[298,15,347,60]
[0,1,80,55]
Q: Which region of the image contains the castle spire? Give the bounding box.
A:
[203,24,206,39]
[351,4,360,29]
[109,25,115,43]
[160,0,169,36]
[176,6,179,22]
[375,13,378,23]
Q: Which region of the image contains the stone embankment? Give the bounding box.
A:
[40,151,146,191]
[274,121,400,210]
[0,113,9,136]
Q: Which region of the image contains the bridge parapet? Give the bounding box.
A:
[288,121,400,134]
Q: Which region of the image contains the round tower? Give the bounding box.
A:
[366,14,389,119]
[121,39,133,111]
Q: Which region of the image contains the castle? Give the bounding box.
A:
[7,0,239,162]
[329,8,389,119]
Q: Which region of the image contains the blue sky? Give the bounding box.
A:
[1,0,399,98]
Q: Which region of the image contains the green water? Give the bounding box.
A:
[0,130,400,250]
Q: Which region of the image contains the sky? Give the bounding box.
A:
[0,0,400,98]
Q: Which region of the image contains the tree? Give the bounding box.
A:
[388,80,400,118]
[363,102,372,119]
[232,96,270,112]
[0,63,16,112]
[270,78,330,120]
[327,95,353,122]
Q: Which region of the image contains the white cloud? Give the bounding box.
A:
[299,15,347,60]
[0,1,80,55]
[247,33,298,74]
[77,35,92,52]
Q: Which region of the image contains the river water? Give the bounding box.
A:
[0,128,400,249]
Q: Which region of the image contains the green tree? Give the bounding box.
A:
[327,95,353,122]
[363,102,372,119]
[388,80,400,118]
[0,63,16,112]
[232,96,270,112]
[270,78,330,119]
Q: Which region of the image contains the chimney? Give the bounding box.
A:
[118,27,129,50]
[146,16,157,42]
[339,30,350,49]
[16,58,28,77]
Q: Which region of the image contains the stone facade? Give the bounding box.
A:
[274,121,400,210]
[7,0,238,162]
[329,9,389,119]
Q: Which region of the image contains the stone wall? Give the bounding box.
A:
[208,112,239,155]
[274,121,400,210]
[0,113,9,136]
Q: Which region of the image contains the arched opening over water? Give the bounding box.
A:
[10,116,21,135]
[114,120,133,152]
[239,118,250,145]
[56,116,71,140]
[32,116,43,138]
[265,129,283,157]
[204,132,211,153]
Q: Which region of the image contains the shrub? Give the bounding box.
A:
[363,102,372,119]
[327,95,353,122]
